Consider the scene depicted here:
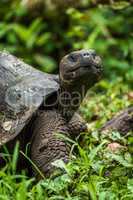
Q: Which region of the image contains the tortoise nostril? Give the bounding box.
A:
[83,52,90,57]
[83,51,97,58]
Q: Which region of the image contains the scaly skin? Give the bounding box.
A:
[31,49,102,177]
[31,110,70,177]
[68,112,87,136]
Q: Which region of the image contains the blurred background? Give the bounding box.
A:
[0,0,132,84]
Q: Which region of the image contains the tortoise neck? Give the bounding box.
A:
[58,84,87,121]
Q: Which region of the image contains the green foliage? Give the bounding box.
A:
[0,118,133,199]
[81,78,130,126]
[66,6,133,82]
[0,78,132,199]
[0,0,133,199]
[0,0,132,79]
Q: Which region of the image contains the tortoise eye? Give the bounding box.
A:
[68,54,77,62]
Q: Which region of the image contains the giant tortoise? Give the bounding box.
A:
[0,49,102,177]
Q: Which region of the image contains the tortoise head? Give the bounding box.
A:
[59,49,103,89]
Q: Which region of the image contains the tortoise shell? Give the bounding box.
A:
[0,51,59,146]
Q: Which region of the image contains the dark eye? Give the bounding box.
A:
[69,54,77,62]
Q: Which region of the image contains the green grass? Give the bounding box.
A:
[0,78,133,200]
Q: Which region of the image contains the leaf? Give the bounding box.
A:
[88,180,97,200]
[12,142,19,174]
[12,23,29,43]
[111,1,130,10]
[127,179,133,193]
[52,160,68,173]
[34,54,57,73]
[111,154,133,168]
[89,140,107,164]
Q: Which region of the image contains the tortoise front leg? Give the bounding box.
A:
[31,110,70,178]
[68,113,87,137]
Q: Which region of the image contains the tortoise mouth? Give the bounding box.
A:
[69,63,102,73]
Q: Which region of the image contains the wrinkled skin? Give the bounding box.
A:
[31,49,103,178]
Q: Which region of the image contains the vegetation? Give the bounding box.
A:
[0,0,133,199]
